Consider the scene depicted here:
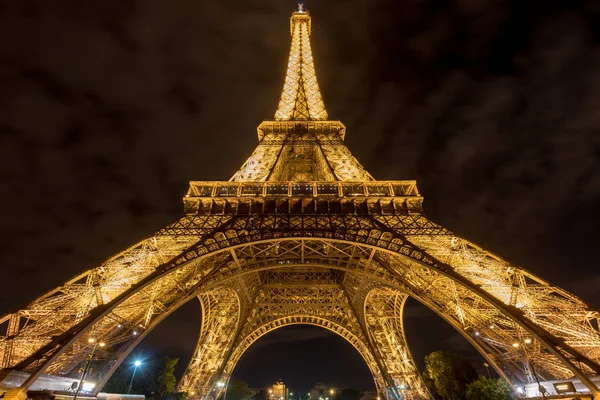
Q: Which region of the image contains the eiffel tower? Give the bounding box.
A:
[1,5,600,400]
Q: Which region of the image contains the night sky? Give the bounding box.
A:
[2,0,600,394]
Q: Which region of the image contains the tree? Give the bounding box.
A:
[421,367,440,399]
[156,357,179,398]
[466,376,515,400]
[424,351,478,399]
[227,380,253,400]
[339,388,360,400]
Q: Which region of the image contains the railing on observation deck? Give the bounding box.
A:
[185,181,420,199]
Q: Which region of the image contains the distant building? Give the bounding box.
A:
[309,383,336,400]
[268,381,289,400]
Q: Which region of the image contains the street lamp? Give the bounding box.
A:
[483,362,491,378]
[73,338,105,400]
[127,360,143,394]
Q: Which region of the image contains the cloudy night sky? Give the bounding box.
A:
[2,0,600,394]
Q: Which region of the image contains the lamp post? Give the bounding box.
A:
[128,360,142,394]
[73,338,105,400]
[483,362,491,378]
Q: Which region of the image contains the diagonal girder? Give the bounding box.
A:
[1,217,599,399]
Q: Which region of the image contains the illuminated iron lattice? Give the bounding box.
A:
[1,5,600,400]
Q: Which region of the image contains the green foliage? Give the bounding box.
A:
[227,380,254,400]
[466,376,515,400]
[424,351,478,400]
[156,357,179,397]
[103,354,183,400]
[339,388,360,400]
[421,367,440,399]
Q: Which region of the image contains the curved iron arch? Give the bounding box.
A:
[2,230,599,397]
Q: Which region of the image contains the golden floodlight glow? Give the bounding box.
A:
[274,9,327,121]
[1,5,600,400]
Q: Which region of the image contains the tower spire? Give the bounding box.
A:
[274,5,328,121]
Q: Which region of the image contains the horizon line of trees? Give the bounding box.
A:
[423,350,515,400]
[103,349,515,400]
[103,355,187,400]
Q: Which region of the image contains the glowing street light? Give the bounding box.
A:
[483,362,491,378]
[128,360,143,394]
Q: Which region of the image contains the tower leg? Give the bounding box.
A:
[2,389,27,400]
[363,289,430,400]
[179,288,242,400]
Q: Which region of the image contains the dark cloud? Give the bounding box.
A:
[1,0,600,392]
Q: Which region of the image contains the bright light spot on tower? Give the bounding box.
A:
[134,360,142,367]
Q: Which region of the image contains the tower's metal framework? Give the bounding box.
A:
[1,6,600,400]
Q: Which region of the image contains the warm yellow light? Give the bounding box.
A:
[99,342,106,347]
[512,342,520,348]
[88,338,95,343]
[329,390,334,395]
[524,338,532,344]
[274,11,328,121]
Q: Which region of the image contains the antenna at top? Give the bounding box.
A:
[297,3,305,13]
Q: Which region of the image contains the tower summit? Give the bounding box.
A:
[275,4,328,121]
[230,5,374,182]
